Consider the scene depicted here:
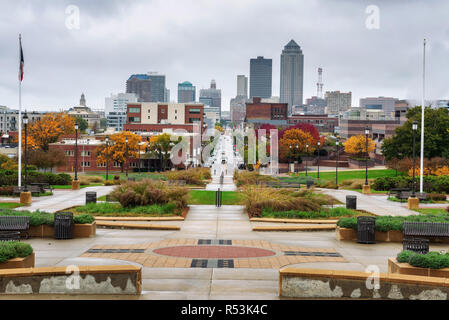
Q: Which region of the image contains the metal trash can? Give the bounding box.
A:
[86,191,97,204]
[306,180,314,189]
[346,195,357,210]
[403,237,429,254]
[357,216,376,244]
[54,212,74,239]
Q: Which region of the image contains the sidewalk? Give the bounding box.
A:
[15,186,115,213]
[320,188,418,216]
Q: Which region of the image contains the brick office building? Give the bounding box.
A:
[245,97,288,125]
[287,114,338,133]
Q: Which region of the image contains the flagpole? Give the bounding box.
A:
[419,38,426,193]
[18,34,22,188]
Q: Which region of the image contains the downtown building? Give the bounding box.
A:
[199,80,221,118]
[126,72,168,103]
[280,40,304,114]
[105,92,138,131]
[324,91,352,115]
[249,56,272,99]
[67,93,102,130]
[177,81,196,103]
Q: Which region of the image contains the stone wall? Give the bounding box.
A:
[0,265,141,295]
[280,268,449,300]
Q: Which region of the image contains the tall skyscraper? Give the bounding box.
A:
[147,72,166,102]
[126,74,152,102]
[237,75,248,98]
[199,80,222,118]
[178,81,196,103]
[280,40,304,114]
[249,56,272,99]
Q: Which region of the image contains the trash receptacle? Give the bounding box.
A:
[86,191,97,204]
[306,180,314,189]
[346,195,357,210]
[54,212,74,239]
[357,216,376,244]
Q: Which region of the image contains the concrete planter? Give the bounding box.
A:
[27,222,96,238]
[0,252,35,269]
[388,258,449,278]
[336,227,403,242]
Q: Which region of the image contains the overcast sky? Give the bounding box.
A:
[0,0,448,112]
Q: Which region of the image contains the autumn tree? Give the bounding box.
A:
[24,113,75,151]
[96,131,141,172]
[148,133,181,171]
[343,135,376,158]
[28,149,66,172]
[279,128,316,163]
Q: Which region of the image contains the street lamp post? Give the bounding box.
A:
[125,137,129,179]
[409,121,419,209]
[363,127,371,194]
[289,145,292,173]
[23,112,28,192]
[335,139,339,187]
[138,141,142,173]
[317,141,321,180]
[305,143,309,176]
[19,112,32,205]
[72,122,80,190]
[105,136,109,181]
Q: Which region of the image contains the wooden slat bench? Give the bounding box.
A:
[397,191,427,202]
[13,186,42,196]
[0,216,30,239]
[388,188,410,198]
[403,221,449,238]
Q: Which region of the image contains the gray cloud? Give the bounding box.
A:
[0,0,448,112]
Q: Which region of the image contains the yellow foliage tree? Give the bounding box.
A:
[279,128,316,162]
[96,132,142,172]
[343,135,376,157]
[24,113,75,151]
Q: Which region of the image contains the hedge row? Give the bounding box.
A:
[0,209,94,226]
[0,170,72,186]
[372,175,449,193]
[337,214,449,232]
[0,242,33,263]
[397,250,449,269]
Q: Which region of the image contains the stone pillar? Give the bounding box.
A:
[407,197,419,210]
[72,180,80,190]
[362,185,371,194]
[20,191,32,206]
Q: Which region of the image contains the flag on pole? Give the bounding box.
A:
[19,34,24,81]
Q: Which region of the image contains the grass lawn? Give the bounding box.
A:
[281,169,401,184]
[52,183,103,189]
[0,202,24,209]
[414,208,449,215]
[73,202,182,216]
[188,190,244,205]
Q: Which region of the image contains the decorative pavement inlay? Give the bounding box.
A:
[80,239,346,269]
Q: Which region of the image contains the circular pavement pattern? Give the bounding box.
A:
[153,245,276,259]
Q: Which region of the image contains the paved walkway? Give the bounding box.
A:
[15,186,115,213]
[320,188,419,216]
[206,133,237,191]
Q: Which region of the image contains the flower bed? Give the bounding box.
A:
[74,202,182,217]
[0,242,34,269]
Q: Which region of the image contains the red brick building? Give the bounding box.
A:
[288,114,338,133]
[245,97,288,125]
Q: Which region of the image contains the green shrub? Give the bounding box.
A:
[0,242,33,263]
[0,186,14,196]
[0,170,72,186]
[75,202,178,216]
[262,207,359,219]
[428,193,447,202]
[397,250,416,263]
[73,214,95,224]
[372,175,449,193]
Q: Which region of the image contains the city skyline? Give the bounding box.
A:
[0,0,448,112]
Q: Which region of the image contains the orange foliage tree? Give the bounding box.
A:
[343,135,376,158]
[96,132,142,172]
[24,113,75,151]
[279,128,317,162]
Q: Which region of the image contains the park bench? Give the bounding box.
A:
[396,191,427,202]
[13,185,42,196]
[403,221,449,240]
[278,182,301,189]
[388,188,410,198]
[167,180,186,186]
[0,216,30,239]
[29,183,53,193]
